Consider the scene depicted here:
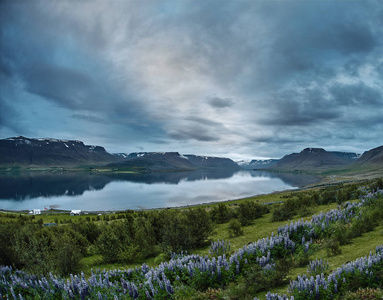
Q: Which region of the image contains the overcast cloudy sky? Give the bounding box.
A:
[1,0,383,160]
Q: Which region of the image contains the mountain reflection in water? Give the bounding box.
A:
[0,170,320,211]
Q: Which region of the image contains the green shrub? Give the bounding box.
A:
[320,190,337,204]
[70,219,101,244]
[237,201,269,226]
[172,285,206,300]
[95,226,122,263]
[296,193,315,208]
[228,218,243,237]
[184,208,213,249]
[0,222,20,267]
[331,223,352,245]
[210,203,232,224]
[337,189,349,204]
[160,208,212,252]
[134,216,159,259]
[342,287,383,300]
[293,249,310,267]
[324,238,342,256]
[229,259,291,297]
[271,203,295,222]
[14,225,56,275]
[52,228,88,275]
[297,205,313,217]
[348,213,378,239]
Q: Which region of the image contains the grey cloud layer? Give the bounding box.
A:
[1,0,383,157]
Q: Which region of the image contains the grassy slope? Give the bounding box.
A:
[76,201,342,277]
[254,225,383,299]
[2,179,382,299]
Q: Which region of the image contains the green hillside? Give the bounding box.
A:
[1,178,383,299]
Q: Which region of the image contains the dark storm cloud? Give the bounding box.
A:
[24,64,97,109]
[330,82,382,106]
[207,97,234,108]
[1,0,383,158]
[150,140,169,145]
[0,56,13,79]
[375,62,383,79]
[229,1,381,94]
[168,126,220,142]
[250,135,305,144]
[0,1,162,143]
[185,116,223,127]
[260,87,340,126]
[328,22,377,54]
[0,95,24,134]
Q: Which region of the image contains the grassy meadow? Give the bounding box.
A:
[1,177,383,299]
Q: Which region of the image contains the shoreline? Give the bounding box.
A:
[0,187,300,215]
[0,174,374,215]
[0,181,330,215]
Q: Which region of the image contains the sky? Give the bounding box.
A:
[1,0,383,160]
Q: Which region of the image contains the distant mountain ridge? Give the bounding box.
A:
[269,148,360,171]
[183,154,240,169]
[0,137,241,171]
[110,152,241,171]
[0,136,120,167]
[110,152,196,171]
[237,159,280,169]
[2,136,382,173]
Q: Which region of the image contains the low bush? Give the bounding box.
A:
[228,218,243,237]
[330,223,352,245]
[297,205,314,217]
[324,238,342,256]
[237,201,269,226]
[271,203,295,222]
[210,203,234,224]
[230,259,292,298]
[342,287,383,300]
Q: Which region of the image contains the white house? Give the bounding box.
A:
[70,210,82,216]
[29,209,41,215]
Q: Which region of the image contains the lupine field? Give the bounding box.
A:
[1,184,383,299]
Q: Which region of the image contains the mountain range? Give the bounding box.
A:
[109,152,241,171]
[0,137,240,172]
[267,147,382,172]
[268,148,360,171]
[0,136,120,167]
[1,136,383,173]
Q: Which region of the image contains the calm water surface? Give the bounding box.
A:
[0,170,320,211]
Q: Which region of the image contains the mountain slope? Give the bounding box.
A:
[108,152,197,171]
[110,152,241,171]
[330,151,360,160]
[0,136,121,167]
[184,155,241,170]
[353,145,383,168]
[269,148,356,171]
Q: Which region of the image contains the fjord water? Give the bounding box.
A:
[0,170,319,211]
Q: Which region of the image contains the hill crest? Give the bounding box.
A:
[354,145,383,167]
[269,147,358,171]
[0,136,120,167]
